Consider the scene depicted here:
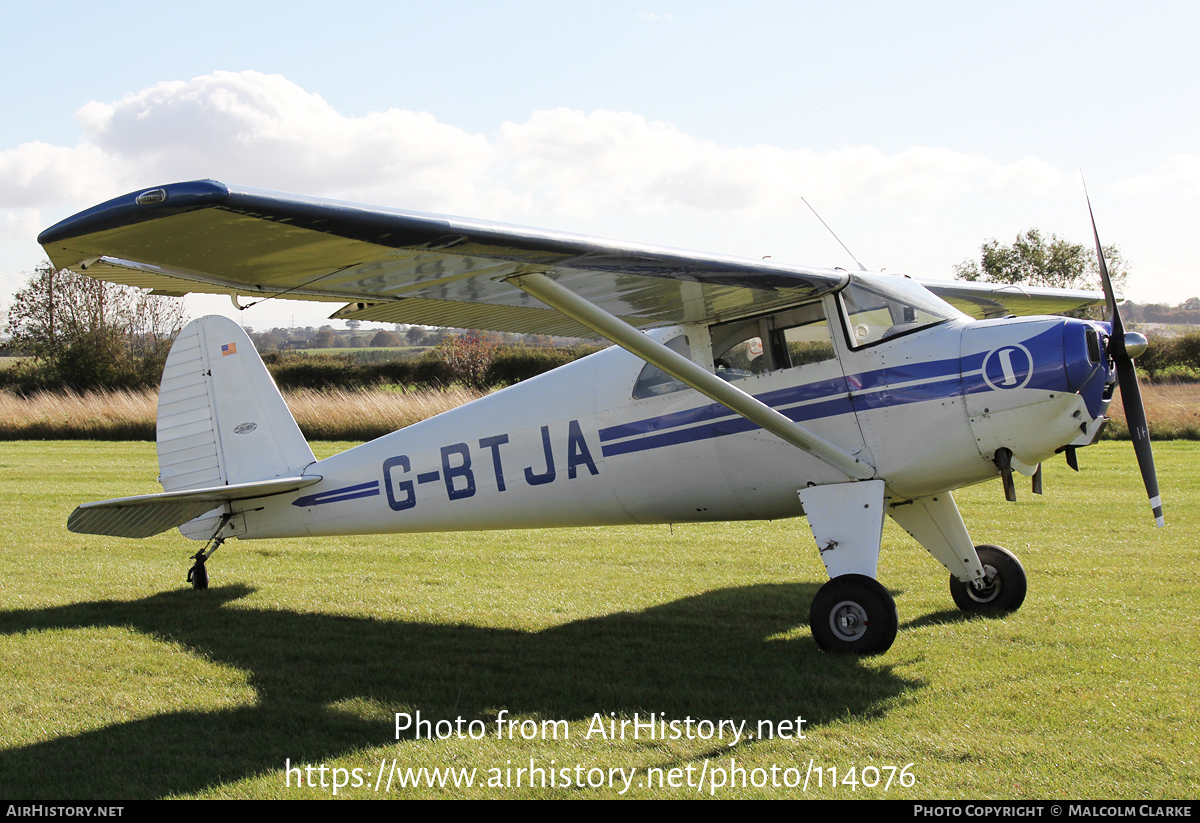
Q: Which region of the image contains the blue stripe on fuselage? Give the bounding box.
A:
[599,326,1069,458]
[293,480,381,508]
[600,394,855,457]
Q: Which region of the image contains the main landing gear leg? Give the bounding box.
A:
[187,513,233,591]
[799,480,898,654]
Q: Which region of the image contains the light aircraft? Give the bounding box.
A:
[38,180,1161,654]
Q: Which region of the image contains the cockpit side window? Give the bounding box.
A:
[632,335,692,399]
[711,318,770,378]
[710,303,836,382]
[773,306,836,369]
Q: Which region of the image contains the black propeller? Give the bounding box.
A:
[1086,191,1164,527]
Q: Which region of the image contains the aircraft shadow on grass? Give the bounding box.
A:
[0,583,918,798]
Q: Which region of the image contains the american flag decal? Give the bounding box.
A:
[221,343,237,356]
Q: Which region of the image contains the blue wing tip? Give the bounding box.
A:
[38,179,230,246]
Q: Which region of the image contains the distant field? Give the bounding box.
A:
[0,356,28,371]
[0,441,1195,799]
[1143,322,1200,336]
[297,346,430,356]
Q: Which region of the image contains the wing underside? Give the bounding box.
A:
[922,279,1107,319]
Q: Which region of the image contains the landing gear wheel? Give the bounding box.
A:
[810,574,898,655]
[950,544,1026,613]
[187,553,209,590]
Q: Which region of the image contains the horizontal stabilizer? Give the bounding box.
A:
[67,475,321,538]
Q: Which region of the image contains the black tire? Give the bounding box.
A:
[188,561,209,591]
[809,574,898,655]
[950,544,1026,613]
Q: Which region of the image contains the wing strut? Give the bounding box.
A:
[508,271,875,481]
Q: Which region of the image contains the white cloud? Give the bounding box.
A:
[68,71,494,213]
[8,70,1192,304]
[0,141,117,208]
[1114,154,1200,200]
[493,109,1068,220]
[2,71,1074,223]
[0,208,42,242]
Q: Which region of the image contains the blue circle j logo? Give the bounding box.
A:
[982,344,1033,391]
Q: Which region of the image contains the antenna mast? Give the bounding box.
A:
[802,197,868,272]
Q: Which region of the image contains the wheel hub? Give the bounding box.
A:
[829,600,869,641]
[967,563,1001,603]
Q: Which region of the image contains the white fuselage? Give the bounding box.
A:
[231,301,1110,541]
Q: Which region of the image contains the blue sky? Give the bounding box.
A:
[3,1,1197,329]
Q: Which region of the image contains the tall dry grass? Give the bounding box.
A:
[0,382,1194,441]
[0,387,483,441]
[286,387,484,441]
[0,389,157,440]
[1104,381,1200,440]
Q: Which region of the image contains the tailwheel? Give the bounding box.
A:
[187,551,209,590]
[950,544,1026,613]
[810,574,898,655]
[186,517,231,591]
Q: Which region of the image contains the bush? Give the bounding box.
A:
[1138,330,1200,382]
[485,346,586,386]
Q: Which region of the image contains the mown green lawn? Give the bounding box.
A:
[0,441,1196,799]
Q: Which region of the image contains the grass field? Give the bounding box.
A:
[0,441,1196,799]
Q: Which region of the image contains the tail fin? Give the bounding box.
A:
[67,316,319,539]
[157,315,314,492]
[158,315,314,539]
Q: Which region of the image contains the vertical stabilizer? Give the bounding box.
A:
[157,316,314,495]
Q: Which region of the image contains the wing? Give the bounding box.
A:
[40,180,1106,330]
[39,180,850,337]
[920,279,1107,319]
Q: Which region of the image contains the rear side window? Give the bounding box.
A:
[632,336,692,399]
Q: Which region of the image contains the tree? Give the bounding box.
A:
[310,329,339,348]
[433,331,500,390]
[370,330,402,347]
[954,229,1128,295]
[5,261,186,390]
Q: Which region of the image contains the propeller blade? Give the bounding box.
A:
[1032,463,1043,495]
[1084,179,1163,526]
[1115,357,1164,526]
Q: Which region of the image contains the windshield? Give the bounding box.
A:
[838,274,966,349]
